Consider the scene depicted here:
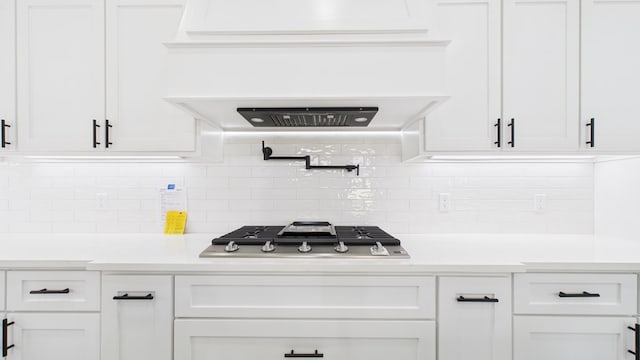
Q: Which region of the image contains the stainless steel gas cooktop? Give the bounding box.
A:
[199,221,410,259]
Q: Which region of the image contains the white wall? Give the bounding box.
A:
[595,157,640,241]
[0,134,594,234]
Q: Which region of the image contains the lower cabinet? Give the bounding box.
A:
[514,316,636,360]
[3,313,99,360]
[101,275,173,360]
[438,276,511,360]
[174,319,436,360]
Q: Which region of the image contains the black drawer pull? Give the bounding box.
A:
[558,291,600,298]
[92,119,101,148]
[284,350,324,358]
[105,119,113,148]
[113,293,154,300]
[2,319,14,357]
[29,288,70,294]
[457,296,499,303]
[507,118,515,148]
[494,118,501,148]
[1,119,11,148]
[586,118,595,148]
[629,324,639,360]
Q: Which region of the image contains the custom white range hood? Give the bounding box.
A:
[165,0,449,131]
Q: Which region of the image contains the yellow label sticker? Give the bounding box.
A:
[164,211,187,235]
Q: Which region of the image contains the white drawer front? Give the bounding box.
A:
[514,273,637,315]
[7,271,100,311]
[175,275,435,319]
[174,319,435,360]
[0,271,5,310]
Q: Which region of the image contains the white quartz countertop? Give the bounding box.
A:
[1,233,640,273]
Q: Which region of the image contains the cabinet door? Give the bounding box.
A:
[0,0,16,151]
[106,0,196,152]
[438,276,511,360]
[514,316,636,360]
[424,0,501,151]
[175,319,435,360]
[582,0,640,151]
[16,0,105,152]
[101,275,173,360]
[6,313,100,360]
[503,0,579,151]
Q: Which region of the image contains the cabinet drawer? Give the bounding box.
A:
[174,319,435,360]
[7,271,100,311]
[514,273,637,315]
[0,271,5,310]
[175,275,435,319]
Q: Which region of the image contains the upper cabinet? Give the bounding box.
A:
[16,0,196,154]
[424,0,501,151]
[17,0,105,152]
[503,0,579,151]
[581,0,640,152]
[420,0,579,155]
[0,0,16,152]
[106,0,195,152]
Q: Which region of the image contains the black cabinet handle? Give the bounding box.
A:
[507,118,515,148]
[284,350,324,358]
[92,119,101,148]
[29,288,70,294]
[105,119,113,148]
[1,119,11,148]
[586,118,595,148]
[457,296,499,303]
[558,291,600,298]
[113,293,154,300]
[494,118,501,148]
[628,324,639,360]
[2,319,14,357]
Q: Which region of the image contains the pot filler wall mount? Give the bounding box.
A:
[251,107,378,176]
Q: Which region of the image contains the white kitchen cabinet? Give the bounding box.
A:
[101,275,173,360]
[514,316,636,360]
[502,0,579,151]
[16,0,195,154]
[0,272,5,310]
[16,0,105,152]
[175,275,435,319]
[174,319,436,360]
[3,313,100,360]
[105,0,195,152]
[424,0,501,152]
[0,0,15,152]
[438,276,511,360]
[582,0,640,152]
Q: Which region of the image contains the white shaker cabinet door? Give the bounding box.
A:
[105,0,196,152]
[424,0,501,151]
[101,275,173,360]
[514,316,636,360]
[16,0,105,152]
[438,276,511,360]
[503,0,579,151]
[582,0,640,151]
[5,313,100,360]
[0,0,16,151]
[175,319,436,360]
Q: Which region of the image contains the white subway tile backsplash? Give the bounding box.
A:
[0,136,595,234]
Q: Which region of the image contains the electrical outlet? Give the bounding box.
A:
[439,193,451,212]
[534,194,546,212]
[96,192,108,209]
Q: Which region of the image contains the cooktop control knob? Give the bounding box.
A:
[261,240,275,253]
[334,241,349,253]
[298,241,312,253]
[224,241,239,252]
[370,241,389,256]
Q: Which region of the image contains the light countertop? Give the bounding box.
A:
[1,233,640,273]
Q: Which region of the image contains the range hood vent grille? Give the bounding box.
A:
[237,107,379,127]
